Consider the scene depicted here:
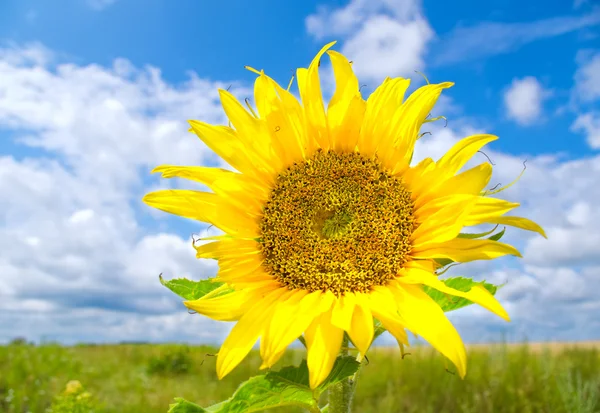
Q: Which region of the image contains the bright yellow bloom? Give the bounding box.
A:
[143,42,546,389]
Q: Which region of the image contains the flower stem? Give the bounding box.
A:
[328,335,355,413]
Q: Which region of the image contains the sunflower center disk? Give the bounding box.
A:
[259,149,416,295]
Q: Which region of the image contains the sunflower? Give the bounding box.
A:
[143,41,546,389]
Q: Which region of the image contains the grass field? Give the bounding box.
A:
[1,340,599,413]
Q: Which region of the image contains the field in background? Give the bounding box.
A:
[1,340,599,413]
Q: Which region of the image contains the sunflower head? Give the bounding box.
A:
[143,41,546,389]
[260,148,416,296]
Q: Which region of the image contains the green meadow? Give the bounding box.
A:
[1,340,599,413]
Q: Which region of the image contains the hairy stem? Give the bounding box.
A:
[327,335,355,413]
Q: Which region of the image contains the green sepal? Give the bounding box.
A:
[487,227,506,241]
[457,226,496,239]
[433,258,454,268]
[297,335,307,348]
[423,276,501,312]
[373,319,386,341]
[159,275,233,300]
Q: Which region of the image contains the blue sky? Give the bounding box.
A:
[0,0,599,347]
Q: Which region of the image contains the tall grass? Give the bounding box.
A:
[0,341,598,413]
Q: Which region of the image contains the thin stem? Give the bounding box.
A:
[328,335,355,413]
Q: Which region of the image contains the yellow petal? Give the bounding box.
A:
[216,287,289,379]
[151,165,268,216]
[193,238,261,260]
[263,73,314,160]
[367,287,409,346]
[412,238,522,262]
[253,74,305,167]
[188,120,274,186]
[414,163,493,210]
[478,215,547,238]
[389,282,467,378]
[143,190,259,238]
[348,293,374,355]
[219,89,278,164]
[331,292,356,331]
[404,259,437,273]
[261,291,335,367]
[305,303,344,389]
[402,160,448,206]
[463,197,520,226]
[388,82,454,175]
[400,157,436,191]
[215,256,276,289]
[398,267,510,321]
[259,348,285,370]
[415,194,470,222]
[297,42,336,151]
[184,284,273,321]
[333,95,366,153]
[411,195,478,246]
[326,50,361,149]
[436,134,498,177]
[358,77,411,158]
[442,163,493,195]
[215,254,264,281]
[260,290,335,368]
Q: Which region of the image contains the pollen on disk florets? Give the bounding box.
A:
[258,148,416,296]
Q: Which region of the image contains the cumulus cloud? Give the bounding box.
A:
[574,51,600,102]
[503,77,550,126]
[571,112,600,149]
[2,41,599,346]
[0,43,250,344]
[569,51,600,149]
[305,0,434,82]
[407,113,600,341]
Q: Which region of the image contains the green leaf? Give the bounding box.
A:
[168,398,207,413]
[423,276,500,313]
[321,405,329,413]
[193,361,318,413]
[317,356,360,391]
[166,357,359,413]
[159,275,231,300]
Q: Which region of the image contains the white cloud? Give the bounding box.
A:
[503,77,549,126]
[0,43,250,344]
[571,112,600,149]
[305,0,433,82]
[568,51,600,149]
[574,51,600,102]
[433,10,600,66]
[306,0,421,39]
[2,40,600,346]
[341,16,433,82]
